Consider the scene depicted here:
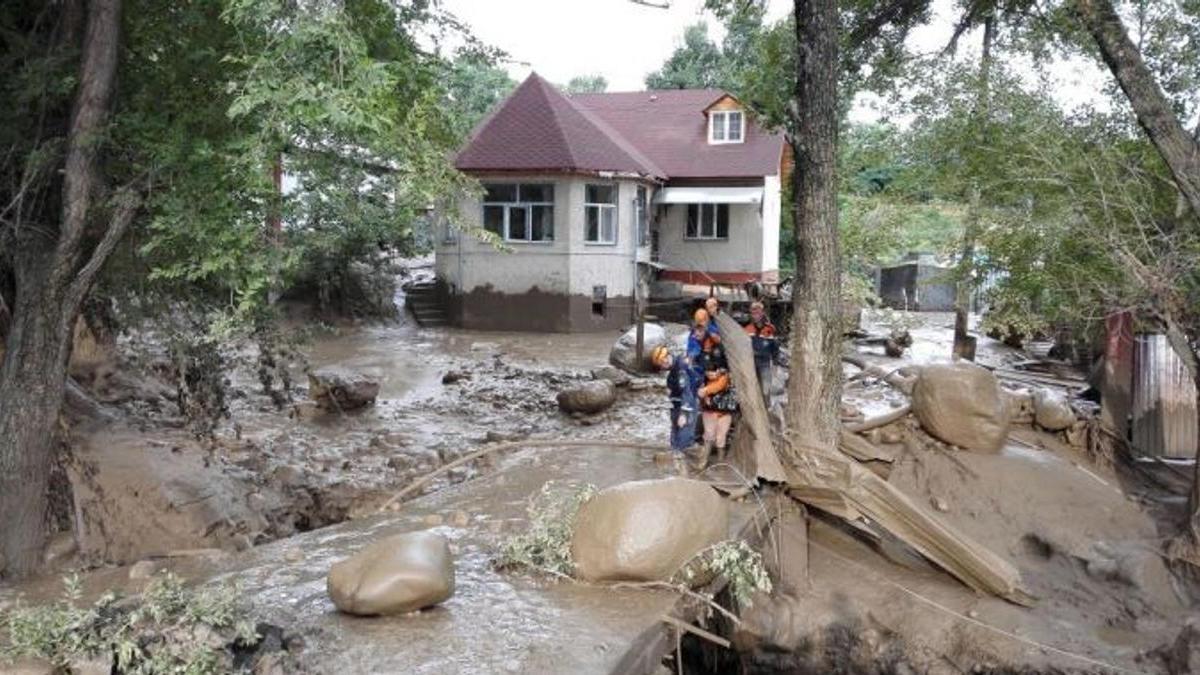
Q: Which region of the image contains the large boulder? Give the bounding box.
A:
[1032,388,1075,431]
[327,530,455,616]
[911,362,1010,452]
[308,366,380,410]
[571,478,728,582]
[591,365,631,388]
[556,380,617,415]
[608,323,690,374]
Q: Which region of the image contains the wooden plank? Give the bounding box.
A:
[715,313,787,483]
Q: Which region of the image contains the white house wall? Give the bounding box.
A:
[435,174,651,331]
[761,174,781,281]
[655,201,764,279]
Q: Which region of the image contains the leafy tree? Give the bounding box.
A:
[563,74,608,94]
[644,23,727,89]
[0,0,476,578]
[444,56,517,141]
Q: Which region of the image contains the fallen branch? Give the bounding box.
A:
[844,404,912,433]
[610,580,742,626]
[375,438,667,513]
[661,614,731,649]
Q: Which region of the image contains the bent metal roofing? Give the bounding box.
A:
[454,73,784,181]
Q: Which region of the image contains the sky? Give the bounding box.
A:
[437,0,1117,124]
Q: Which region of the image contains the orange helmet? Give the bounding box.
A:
[693,308,709,326]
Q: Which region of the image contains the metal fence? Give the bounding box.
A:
[1131,334,1198,461]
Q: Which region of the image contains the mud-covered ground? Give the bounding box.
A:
[4,302,1199,674]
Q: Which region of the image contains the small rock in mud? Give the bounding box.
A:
[327,530,455,616]
[424,514,444,526]
[556,380,617,415]
[450,510,470,527]
[931,497,950,513]
[284,547,305,563]
[3,657,55,675]
[441,370,469,385]
[308,366,380,410]
[591,365,631,387]
[1032,388,1075,431]
[484,430,527,444]
[128,559,160,580]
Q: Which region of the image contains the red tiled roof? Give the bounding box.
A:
[570,89,784,179]
[455,74,785,181]
[454,73,665,178]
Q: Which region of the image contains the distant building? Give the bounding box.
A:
[434,73,789,332]
[877,252,957,312]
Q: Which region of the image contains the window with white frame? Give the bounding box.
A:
[685,204,730,240]
[709,110,744,144]
[584,184,618,244]
[482,183,554,242]
[635,186,649,247]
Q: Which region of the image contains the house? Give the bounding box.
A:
[435,73,788,332]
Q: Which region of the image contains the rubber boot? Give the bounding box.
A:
[693,440,713,472]
[714,444,728,465]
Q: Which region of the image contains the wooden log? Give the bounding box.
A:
[715,313,787,483]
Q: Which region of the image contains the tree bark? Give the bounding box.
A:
[1074,0,1200,221]
[0,0,125,579]
[952,14,994,361]
[784,0,842,457]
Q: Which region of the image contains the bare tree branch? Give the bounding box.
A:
[62,184,141,319]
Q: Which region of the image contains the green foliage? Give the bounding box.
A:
[444,56,517,140]
[645,23,728,90]
[563,74,608,95]
[496,482,598,577]
[675,540,772,609]
[2,573,260,674]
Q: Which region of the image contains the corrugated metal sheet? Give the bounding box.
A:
[1131,334,1198,460]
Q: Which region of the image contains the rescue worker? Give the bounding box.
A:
[696,331,736,470]
[651,345,700,456]
[686,308,710,361]
[703,296,722,342]
[743,301,779,406]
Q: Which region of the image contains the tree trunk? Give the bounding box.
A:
[1074,0,1200,220]
[784,0,841,457]
[0,0,125,579]
[0,271,73,575]
[952,14,994,361]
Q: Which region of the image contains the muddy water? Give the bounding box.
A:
[205,445,749,674]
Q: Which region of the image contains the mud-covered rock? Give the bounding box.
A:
[571,478,728,582]
[308,366,380,410]
[556,380,617,415]
[911,362,1010,452]
[591,365,631,388]
[607,323,690,374]
[327,530,455,616]
[1032,388,1075,431]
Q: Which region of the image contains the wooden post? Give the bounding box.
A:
[635,298,646,370]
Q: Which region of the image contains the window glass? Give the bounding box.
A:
[601,207,617,243]
[508,206,529,240]
[727,112,743,141]
[483,205,504,235]
[586,184,616,204]
[636,186,648,246]
[686,205,698,238]
[700,204,715,238]
[711,113,726,142]
[484,184,516,202]
[586,207,600,242]
[716,204,730,238]
[521,184,553,203]
[530,205,553,241]
[685,203,731,240]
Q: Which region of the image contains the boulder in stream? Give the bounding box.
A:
[327,530,455,616]
[608,323,689,374]
[556,380,617,415]
[571,478,728,582]
[911,362,1010,452]
[308,366,380,410]
[1032,388,1075,431]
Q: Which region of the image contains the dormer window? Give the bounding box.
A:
[709,110,744,144]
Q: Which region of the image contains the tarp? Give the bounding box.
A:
[652,186,763,204]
